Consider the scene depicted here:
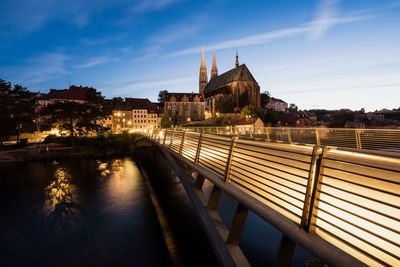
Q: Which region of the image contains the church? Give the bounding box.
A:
[199,48,260,115]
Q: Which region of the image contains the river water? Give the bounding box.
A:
[0,158,172,266]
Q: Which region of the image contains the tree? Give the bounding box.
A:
[0,79,14,146]
[240,105,264,119]
[215,94,234,113]
[289,103,298,111]
[12,85,35,143]
[160,110,172,128]
[158,90,168,107]
[42,88,106,146]
[263,110,278,124]
[110,97,123,107]
[260,92,271,108]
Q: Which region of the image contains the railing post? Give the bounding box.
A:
[163,129,168,145]
[300,145,323,230]
[224,136,237,183]
[355,129,362,150]
[266,127,271,141]
[315,128,321,145]
[306,147,327,233]
[194,132,203,164]
[169,128,176,148]
[179,131,186,155]
[287,128,292,143]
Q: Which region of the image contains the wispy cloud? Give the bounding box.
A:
[163,0,375,58]
[131,0,181,13]
[99,75,195,97]
[76,56,118,68]
[135,14,207,60]
[308,0,340,39]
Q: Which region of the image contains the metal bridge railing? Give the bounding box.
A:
[147,128,400,266]
[181,126,400,151]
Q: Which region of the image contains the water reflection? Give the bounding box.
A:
[102,159,142,214]
[42,163,81,232]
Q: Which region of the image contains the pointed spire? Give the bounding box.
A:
[199,46,208,94]
[211,48,218,79]
[201,46,206,67]
[235,49,239,68]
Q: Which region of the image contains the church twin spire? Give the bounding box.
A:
[199,47,208,95]
[211,49,218,79]
[199,47,239,93]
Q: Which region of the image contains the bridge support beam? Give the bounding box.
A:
[274,234,296,267]
[207,185,222,211]
[226,203,248,246]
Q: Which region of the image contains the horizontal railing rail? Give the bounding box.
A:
[146,128,400,267]
[180,126,400,151]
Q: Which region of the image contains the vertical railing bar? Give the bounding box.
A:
[315,128,321,146]
[224,136,237,183]
[300,145,322,230]
[307,147,327,233]
[287,128,292,143]
[169,128,175,148]
[163,129,168,145]
[194,132,203,164]
[179,131,186,155]
[355,129,362,150]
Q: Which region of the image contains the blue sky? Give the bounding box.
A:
[0,0,399,111]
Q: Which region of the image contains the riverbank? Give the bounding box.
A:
[0,134,137,164]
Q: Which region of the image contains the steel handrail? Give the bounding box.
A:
[145,128,400,266]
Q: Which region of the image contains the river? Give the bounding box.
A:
[0,158,172,266]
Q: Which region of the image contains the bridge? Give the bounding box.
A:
[136,127,400,267]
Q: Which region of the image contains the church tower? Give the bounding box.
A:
[235,50,239,68]
[211,49,218,79]
[199,46,208,95]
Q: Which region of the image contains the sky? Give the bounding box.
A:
[0,0,399,111]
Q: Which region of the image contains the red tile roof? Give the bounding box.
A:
[48,85,93,101]
[235,117,259,125]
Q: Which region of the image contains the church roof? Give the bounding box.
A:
[204,64,258,95]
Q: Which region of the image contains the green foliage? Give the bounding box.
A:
[240,104,278,124]
[263,110,278,124]
[0,79,35,145]
[240,105,265,119]
[0,79,13,145]
[160,110,172,128]
[289,103,298,111]
[215,94,234,113]
[42,88,107,138]
[158,90,168,107]
[260,92,271,107]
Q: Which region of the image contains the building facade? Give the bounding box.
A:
[111,108,160,133]
[200,49,261,115]
[164,93,206,124]
[108,98,161,133]
[266,97,288,112]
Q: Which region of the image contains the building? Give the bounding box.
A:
[235,117,264,133]
[164,92,206,125]
[201,49,261,115]
[47,85,97,104]
[266,97,288,112]
[111,98,161,133]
